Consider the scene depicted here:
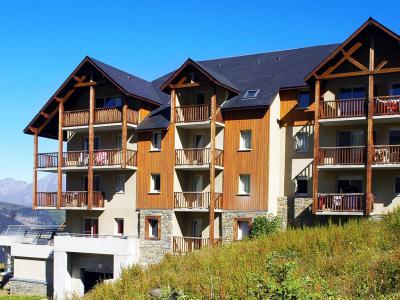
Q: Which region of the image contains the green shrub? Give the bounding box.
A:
[250,215,281,239]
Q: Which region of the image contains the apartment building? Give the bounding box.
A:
[1,17,399,298]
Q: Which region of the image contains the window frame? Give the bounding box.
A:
[242,89,260,99]
[295,176,308,195]
[239,130,252,151]
[238,174,251,196]
[145,216,161,240]
[115,218,124,236]
[294,132,308,153]
[233,218,252,241]
[116,174,125,194]
[150,173,161,194]
[296,90,311,109]
[150,131,162,151]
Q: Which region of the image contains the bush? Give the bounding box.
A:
[250,215,281,239]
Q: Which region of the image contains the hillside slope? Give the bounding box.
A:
[85,211,400,299]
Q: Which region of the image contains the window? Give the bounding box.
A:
[151,131,162,150]
[196,93,205,105]
[390,84,400,96]
[150,174,161,193]
[239,130,252,150]
[83,175,100,191]
[337,130,364,146]
[337,176,363,193]
[242,89,260,99]
[84,218,98,236]
[339,87,366,99]
[96,96,122,108]
[146,216,160,240]
[297,91,310,109]
[116,134,122,149]
[296,177,308,194]
[395,177,400,194]
[116,174,125,193]
[83,136,100,150]
[238,174,250,195]
[234,218,252,241]
[115,218,124,235]
[295,132,308,152]
[389,130,400,145]
[194,134,204,148]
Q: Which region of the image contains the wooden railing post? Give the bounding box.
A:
[33,132,38,209]
[122,97,128,168]
[57,100,64,209]
[209,88,216,246]
[87,77,95,210]
[312,80,321,214]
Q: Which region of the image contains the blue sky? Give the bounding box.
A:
[0,0,399,181]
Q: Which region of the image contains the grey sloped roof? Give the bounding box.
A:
[136,105,171,131]
[196,44,339,109]
[89,57,168,105]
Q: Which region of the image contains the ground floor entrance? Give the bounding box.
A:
[82,270,112,293]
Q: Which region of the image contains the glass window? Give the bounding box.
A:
[116,174,125,193]
[115,218,124,235]
[240,130,252,150]
[147,217,160,239]
[295,132,308,152]
[389,130,400,145]
[116,134,122,149]
[151,131,162,150]
[84,218,98,235]
[83,175,100,191]
[238,174,250,195]
[297,91,310,109]
[390,84,400,96]
[236,220,250,240]
[243,89,260,99]
[83,136,100,151]
[337,130,364,146]
[105,96,122,108]
[340,87,365,99]
[296,177,308,194]
[395,177,400,194]
[151,174,161,193]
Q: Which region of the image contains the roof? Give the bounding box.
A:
[136,105,170,131]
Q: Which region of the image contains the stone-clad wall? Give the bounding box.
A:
[9,278,51,297]
[139,209,173,265]
[278,197,313,228]
[221,211,270,243]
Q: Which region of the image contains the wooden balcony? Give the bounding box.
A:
[37,149,137,169]
[319,98,367,119]
[175,148,223,167]
[37,191,105,209]
[373,145,400,164]
[63,107,138,127]
[174,192,223,209]
[317,146,366,166]
[374,96,400,116]
[172,236,222,253]
[175,104,210,123]
[317,193,365,214]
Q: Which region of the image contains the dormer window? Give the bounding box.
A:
[242,89,260,99]
[297,91,310,109]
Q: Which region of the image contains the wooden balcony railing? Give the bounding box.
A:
[175,148,223,167]
[373,145,400,164]
[374,96,400,116]
[317,193,365,212]
[37,149,137,168]
[37,191,105,208]
[175,104,210,123]
[63,107,138,127]
[172,236,222,253]
[319,98,367,119]
[317,146,366,165]
[174,192,223,209]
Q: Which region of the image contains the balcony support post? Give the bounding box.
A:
[87,76,95,210]
[33,132,38,209]
[57,100,64,209]
[209,87,216,246]
[122,96,128,168]
[312,79,321,214]
[171,89,176,124]
[366,33,375,215]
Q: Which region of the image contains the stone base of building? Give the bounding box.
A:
[221,210,270,243]
[139,209,173,265]
[278,197,313,229]
[9,278,51,297]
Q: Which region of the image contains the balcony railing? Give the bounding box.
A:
[317,146,366,165]
[172,236,222,253]
[37,191,105,208]
[373,145,400,164]
[319,98,367,119]
[175,104,210,123]
[374,96,400,116]
[175,148,223,167]
[317,193,365,212]
[174,192,223,209]
[63,107,138,127]
[37,149,137,168]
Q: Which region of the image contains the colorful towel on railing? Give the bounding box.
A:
[95,151,108,165]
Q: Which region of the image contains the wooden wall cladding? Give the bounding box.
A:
[279,89,314,127]
[223,108,270,211]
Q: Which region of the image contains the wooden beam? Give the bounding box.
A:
[73,81,96,88]
[317,67,400,80]
[168,82,200,89]
[346,56,368,71]
[73,75,87,82]
[209,88,217,246]
[57,101,64,209]
[312,80,321,214]
[121,96,128,169]
[170,89,176,124]
[32,133,38,210]
[55,97,63,103]
[29,127,38,133]
[177,76,187,85]
[321,42,363,77]
[87,77,95,210]
[375,60,388,70]
[40,112,50,119]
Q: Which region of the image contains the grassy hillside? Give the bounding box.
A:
[85,211,400,299]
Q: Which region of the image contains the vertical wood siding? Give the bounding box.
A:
[279,90,315,127]
[223,108,270,211]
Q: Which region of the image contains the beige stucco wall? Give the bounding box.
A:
[373,169,400,214]
[13,257,52,282]
[318,170,365,193]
